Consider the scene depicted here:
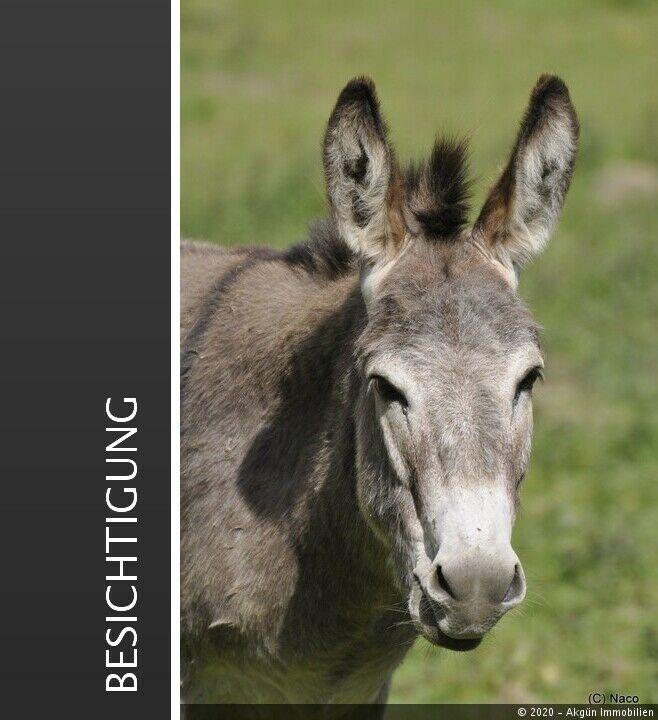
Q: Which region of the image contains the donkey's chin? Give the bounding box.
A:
[408,582,483,652]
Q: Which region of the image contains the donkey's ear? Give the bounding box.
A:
[323,77,404,264]
[474,75,579,271]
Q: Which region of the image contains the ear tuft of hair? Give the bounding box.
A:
[405,138,471,240]
[521,74,579,140]
[329,76,385,133]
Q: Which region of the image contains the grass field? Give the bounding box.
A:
[181,0,658,703]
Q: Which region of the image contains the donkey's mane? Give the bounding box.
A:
[282,217,356,280]
[283,137,471,281]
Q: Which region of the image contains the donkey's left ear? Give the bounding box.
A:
[323,77,405,266]
[474,75,579,272]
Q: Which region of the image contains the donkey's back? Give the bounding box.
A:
[181,240,251,340]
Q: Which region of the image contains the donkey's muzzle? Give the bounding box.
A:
[410,545,526,648]
[422,548,526,640]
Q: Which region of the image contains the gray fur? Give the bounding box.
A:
[180,75,578,705]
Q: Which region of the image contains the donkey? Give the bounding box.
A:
[181,75,578,708]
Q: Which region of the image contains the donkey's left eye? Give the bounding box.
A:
[514,366,543,403]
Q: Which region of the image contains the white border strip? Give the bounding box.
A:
[171,0,181,714]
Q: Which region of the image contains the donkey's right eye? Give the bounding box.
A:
[371,376,408,407]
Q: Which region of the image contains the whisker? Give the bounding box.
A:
[386,619,416,631]
[379,607,410,616]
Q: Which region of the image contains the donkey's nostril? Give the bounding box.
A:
[436,565,457,599]
[503,563,526,605]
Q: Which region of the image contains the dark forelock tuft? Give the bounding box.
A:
[405,137,471,240]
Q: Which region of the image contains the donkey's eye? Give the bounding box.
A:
[514,366,544,402]
[371,375,408,407]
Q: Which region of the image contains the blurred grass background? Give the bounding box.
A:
[182,0,658,703]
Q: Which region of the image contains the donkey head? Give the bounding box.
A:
[323,76,578,650]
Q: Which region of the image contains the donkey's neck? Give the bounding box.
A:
[274,274,409,657]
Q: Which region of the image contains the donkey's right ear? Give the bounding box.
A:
[323,77,405,265]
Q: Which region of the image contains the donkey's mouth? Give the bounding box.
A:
[432,627,482,653]
[410,582,483,652]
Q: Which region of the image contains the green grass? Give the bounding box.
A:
[182,0,658,703]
